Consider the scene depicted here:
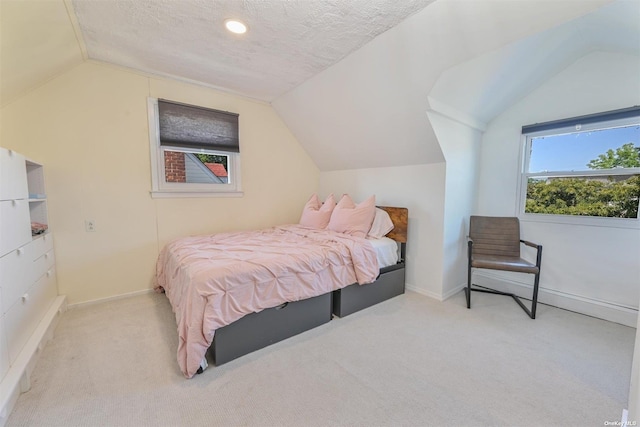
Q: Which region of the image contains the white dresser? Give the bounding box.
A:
[0,147,65,426]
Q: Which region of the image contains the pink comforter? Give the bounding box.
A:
[155,224,379,378]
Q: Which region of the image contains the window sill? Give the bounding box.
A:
[150,190,244,199]
[519,213,640,229]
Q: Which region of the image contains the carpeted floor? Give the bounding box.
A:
[7,290,635,427]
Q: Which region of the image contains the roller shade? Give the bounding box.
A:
[158,99,239,153]
[522,106,640,135]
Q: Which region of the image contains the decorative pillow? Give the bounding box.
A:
[299,193,336,229]
[367,208,395,239]
[328,194,376,238]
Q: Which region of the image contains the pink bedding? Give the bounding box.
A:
[155,224,379,378]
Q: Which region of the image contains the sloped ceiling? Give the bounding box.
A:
[428,0,640,127]
[0,0,84,107]
[0,0,433,107]
[3,0,635,173]
[71,0,434,102]
[272,0,626,171]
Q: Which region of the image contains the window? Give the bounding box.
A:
[519,106,640,224]
[148,98,242,197]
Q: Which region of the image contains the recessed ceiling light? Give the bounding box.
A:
[225,19,248,34]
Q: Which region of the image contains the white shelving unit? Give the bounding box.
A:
[26,160,48,233]
[0,149,65,427]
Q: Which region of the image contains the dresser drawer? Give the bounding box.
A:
[30,233,54,260]
[0,243,33,314]
[0,317,9,382]
[5,266,57,363]
[33,249,55,282]
[0,200,31,257]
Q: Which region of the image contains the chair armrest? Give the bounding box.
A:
[520,239,540,249]
[520,240,543,268]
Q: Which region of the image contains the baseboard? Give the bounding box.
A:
[406,282,467,302]
[0,295,67,427]
[405,283,441,300]
[442,283,466,301]
[472,272,638,327]
[67,288,154,309]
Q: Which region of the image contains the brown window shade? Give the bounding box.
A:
[158,99,239,153]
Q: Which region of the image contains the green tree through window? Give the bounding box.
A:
[195,153,228,170]
[526,142,640,218]
[586,143,640,169]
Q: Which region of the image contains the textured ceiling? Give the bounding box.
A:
[71,0,434,102]
[3,0,629,172]
[273,0,623,171]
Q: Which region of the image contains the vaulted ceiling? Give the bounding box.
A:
[272,0,635,170]
[428,0,640,127]
[1,0,434,106]
[2,0,637,171]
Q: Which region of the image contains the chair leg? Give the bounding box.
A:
[466,264,472,309]
[530,272,540,319]
[468,277,540,319]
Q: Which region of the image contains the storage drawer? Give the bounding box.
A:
[33,249,55,282]
[333,265,405,318]
[211,292,332,365]
[0,243,33,314]
[30,233,54,260]
[0,200,31,257]
[0,316,9,382]
[5,266,57,363]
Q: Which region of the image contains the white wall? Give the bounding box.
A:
[317,116,481,302]
[319,163,446,298]
[0,61,319,305]
[476,51,640,326]
[427,112,482,298]
[629,307,640,421]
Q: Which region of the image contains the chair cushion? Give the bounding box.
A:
[471,255,539,274]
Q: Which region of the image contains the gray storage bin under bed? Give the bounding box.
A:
[210,291,332,365]
[332,263,406,318]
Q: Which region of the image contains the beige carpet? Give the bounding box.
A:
[7,290,635,427]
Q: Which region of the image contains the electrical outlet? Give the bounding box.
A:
[85,220,97,232]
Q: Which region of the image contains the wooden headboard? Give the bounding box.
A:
[378,206,408,243]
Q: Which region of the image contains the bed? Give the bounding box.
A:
[333,206,407,317]
[155,203,408,378]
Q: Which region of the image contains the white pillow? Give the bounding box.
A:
[367,208,394,239]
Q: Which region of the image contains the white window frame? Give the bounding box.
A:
[147,98,243,198]
[517,115,640,229]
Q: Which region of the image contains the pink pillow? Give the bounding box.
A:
[367,208,395,239]
[328,194,376,238]
[299,194,336,229]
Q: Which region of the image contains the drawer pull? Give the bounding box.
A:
[22,293,29,303]
[46,270,52,277]
[17,248,24,256]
